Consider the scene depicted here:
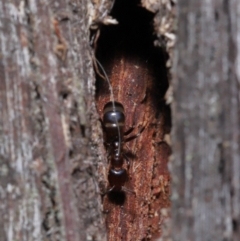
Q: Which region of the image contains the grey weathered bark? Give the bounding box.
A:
[0,0,107,240]
[171,0,240,240]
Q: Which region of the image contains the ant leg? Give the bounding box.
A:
[124,126,135,136]
[121,186,136,196]
[100,185,115,201]
[91,49,107,81]
[124,116,138,136]
[124,125,145,143]
[93,28,100,50]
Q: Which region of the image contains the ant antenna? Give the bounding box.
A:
[95,58,121,155]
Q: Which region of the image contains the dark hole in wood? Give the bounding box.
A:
[95,0,169,113]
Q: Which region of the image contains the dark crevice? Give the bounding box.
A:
[232,219,238,232]
[95,0,169,104]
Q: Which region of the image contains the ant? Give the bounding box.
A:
[102,101,143,196]
[93,52,143,200]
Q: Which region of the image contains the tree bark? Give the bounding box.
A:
[0,0,106,240]
[6,0,240,240]
[0,0,173,239]
[172,0,240,240]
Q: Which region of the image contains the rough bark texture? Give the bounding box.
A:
[0,0,173,240]
[0,0,106,240]
[171,0,240,240]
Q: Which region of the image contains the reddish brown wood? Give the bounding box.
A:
[96,50,171,240]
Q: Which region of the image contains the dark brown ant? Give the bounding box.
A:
[102,101,143,195]
[93,49,142,199]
